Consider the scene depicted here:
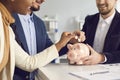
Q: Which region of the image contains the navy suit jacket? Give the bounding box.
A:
[11,13,67,79]
[82,11,120,64]
[12,13,53,53]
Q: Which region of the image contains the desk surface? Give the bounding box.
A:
[37,63,120,80]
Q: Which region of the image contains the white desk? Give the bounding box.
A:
[36,63,120,80]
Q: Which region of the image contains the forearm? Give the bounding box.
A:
[14,40,58,72]
[55,41,65,52]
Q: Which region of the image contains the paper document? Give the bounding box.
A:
[69,64,120,80]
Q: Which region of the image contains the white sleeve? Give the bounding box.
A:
[100,55,107,63]
[14,39,59,72]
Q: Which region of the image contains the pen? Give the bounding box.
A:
[90,71,109,76]
[68,72,89,80]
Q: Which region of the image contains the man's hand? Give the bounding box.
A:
[81,44,105,65]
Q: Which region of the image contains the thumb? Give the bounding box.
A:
[86,44,94,54]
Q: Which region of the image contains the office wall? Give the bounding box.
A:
[116,0,120,13]
[35,0,120,41]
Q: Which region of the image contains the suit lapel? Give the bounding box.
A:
[103,11,120,51]
[33,14,42,52]
[88,14,99,46]
[12,14,29,53]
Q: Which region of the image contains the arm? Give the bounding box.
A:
[15,41,58,72]
[13,30,75,72]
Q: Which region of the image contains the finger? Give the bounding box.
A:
[75,36,81,42]
[78,31,85,42]
[73,30,80,35]
[82,57,93,65]
[83,60,92,65]
[80,31,85,36]
[63,32,72,36]
[74,31,85,42]
[80,56,90,61]
[79,35,85,42]
[68,34,76,39]
[73,30,82,38]
[86,44,95,53]
[60,32,75,45]
[62,32,74,38]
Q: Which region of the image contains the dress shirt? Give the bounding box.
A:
[93,11,115,63]
[93,11,115,53]
[18,13,37,80]
[18,14,37,55]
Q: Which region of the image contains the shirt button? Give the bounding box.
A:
[26,76,29,79]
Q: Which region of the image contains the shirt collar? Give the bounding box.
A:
[99,10,115,25]
[18,13,34,22]
[30,13,34,21]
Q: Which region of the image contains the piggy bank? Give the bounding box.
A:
[67,43,89,65]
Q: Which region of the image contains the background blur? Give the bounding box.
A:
[35,0,120,42]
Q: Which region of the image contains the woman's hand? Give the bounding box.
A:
[55,32,75,51]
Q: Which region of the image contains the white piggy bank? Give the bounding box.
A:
[67,43,89,65]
